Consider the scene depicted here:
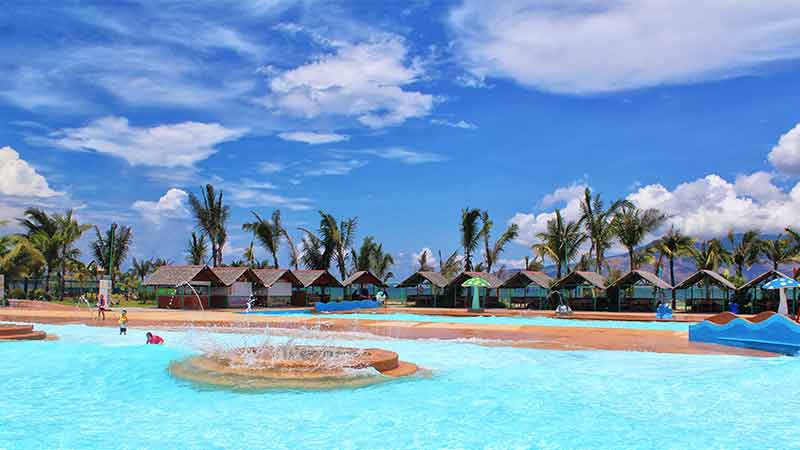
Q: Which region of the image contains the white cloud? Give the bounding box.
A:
[227,188,312,211]
[132,188,189,223]
[330,147,447,164]
[768,123,800,176]
[449,0,800,94]
[412,247,438,269]
[430,119,477,130]
[540,183,586,208]
[258,162,286,174]
[278,131,350,144]
[734,171,786,203]
[261,36,434,128]
[304,159,367,176]
[511,184,585,245]
[50,116,246,168]
[0,146,60,198]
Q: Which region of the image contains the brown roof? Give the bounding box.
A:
[291,269,343,288]
[738,270,793,291]
[447,271,503,289]
[395,271,449,288]
[142,265,224,286]
[674,270,736,290]
[551,271,607,290]
[609,270,672,290]
[209,266,261,286]
[342,271,386,287]
[500,271,553,289]
[252,269,302,287]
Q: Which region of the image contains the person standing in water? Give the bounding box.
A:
[118,310,128,335]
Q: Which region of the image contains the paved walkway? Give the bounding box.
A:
[0,302,773,357]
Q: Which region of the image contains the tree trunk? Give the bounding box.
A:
[59,259,66,302]
[272,254,279,269]
[670,257,676,309]
[628,247,635,271]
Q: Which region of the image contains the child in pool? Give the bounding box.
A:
[118,310,128,335]
[146,332,164,345]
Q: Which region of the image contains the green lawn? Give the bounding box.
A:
[47,297,158,309]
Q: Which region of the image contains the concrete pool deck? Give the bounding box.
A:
[0,301,774,357]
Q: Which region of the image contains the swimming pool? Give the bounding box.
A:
[2,323,797,449]
[245,311,693,331]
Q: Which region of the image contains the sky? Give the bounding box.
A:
[2,0,800,279]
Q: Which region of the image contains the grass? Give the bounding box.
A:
[46,297,158,309]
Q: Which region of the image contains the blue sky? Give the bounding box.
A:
[2,0,800,278]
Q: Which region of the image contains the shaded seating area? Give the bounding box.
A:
[143,265,224,310]
[291,270,343,306]
[606,270,672,312]
[448,271,503,308]
[395,271,449,307]
[342,271,387,300]
[209,266,262,308]
[252,269,303,307]
[551,271,608,311]
[736,270,797,314]
[499,271,553,309]
[674,270,735,313]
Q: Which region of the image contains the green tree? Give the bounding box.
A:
[319,211,358,280]
[351,236,395,282]
[580,188,631,273]
[186,232,208,265]
[90,224,132,285]
[460,208,482,271]
[131,257,155,283]
[611,205,666,271]
[54,210,91,301]
[727,229,761,278]
[188,184,229,266]
[692,239,732,300]
[417,249,434,272]
[298,228,330,270]
[761,235,796,270]
[532,209,586,278]
[438,249,462,280]
[479,210,519,273]
[242,210,288,268]
[18,208,60,295]
[651,226,695,308]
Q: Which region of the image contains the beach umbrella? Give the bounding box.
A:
[762,277,800,316]
[462,277,491,310]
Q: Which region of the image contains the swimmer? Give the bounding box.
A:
[145,332,164,345]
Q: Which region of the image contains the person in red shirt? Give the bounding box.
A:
[145,332,164,345]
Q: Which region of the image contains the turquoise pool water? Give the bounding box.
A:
[2,323,799,449]
[246,311,692,331]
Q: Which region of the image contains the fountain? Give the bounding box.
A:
[169,333,418,390]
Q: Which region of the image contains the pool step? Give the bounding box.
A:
[0,324,47,341]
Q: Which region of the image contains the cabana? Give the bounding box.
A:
[290,270,343,306]
[606,270,672,312]
[395,271,449,307]
[252,269,303,307]
[447,271,503,308]
[674,270,735,313]
[499,271,553,309]
[209,267,261,308]
[143,265,224,310]
[551,271,608,311]
[737,270,796,314]
[342,271,387,300]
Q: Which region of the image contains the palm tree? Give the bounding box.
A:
[460,208,482,271]
[692,239,732,300]
[185,232,208,265]
[243,210,287,268]
[438,249,462,280]
[18,208,60,295]
[351,236,395,282]
[187,184,229,266]
[318,211,358,280]
[532,209,586,278]
[284,232,300,270]
[727,229,761,278]
[417,249,434,271]
[611,205,666,271]
[298,228,330,270]
[580,188,631,273]
[651,226,695,308]
[0,235,46,281]
[479,211,519,273]
[90,224,132,286]
[524,254,545,271]
[131,258,155,283]
[54,210,91,301]
[761,235,796,270]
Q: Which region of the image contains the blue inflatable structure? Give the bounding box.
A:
[689,312,800,355]
[314,299,381,313]
[656,303,673,320]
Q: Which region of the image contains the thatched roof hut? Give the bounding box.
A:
[551,271,607,290]
[252,269,302,288]
[674,270,735,291]
[738,270,793,292]
[608,270,672,290]
[396,271,449,288]
[291,270,343,288]
[500,271,553,289]
[342,271,387,287]
[143,265,223,286]
[447,271,503,289]
[210,266,261,286]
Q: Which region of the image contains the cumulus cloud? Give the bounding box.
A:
[511,184,585,245]
[412,247,438,269]
[49,116,246,168]
[448,0,800,94]
[261,36,434,128]
[132,188,189,223]
[0,146,60,198]
[768,123,800,176]
[278,131,350,144]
